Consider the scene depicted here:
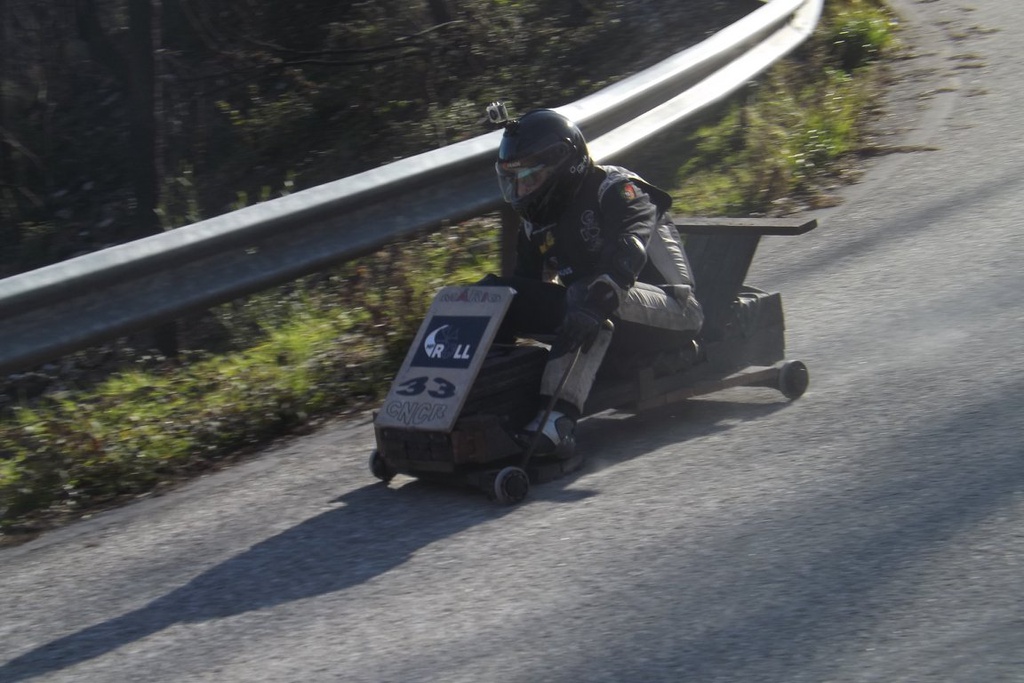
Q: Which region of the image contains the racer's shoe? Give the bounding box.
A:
[519,409,577,459]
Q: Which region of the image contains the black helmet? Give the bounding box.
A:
[496,109,591,224]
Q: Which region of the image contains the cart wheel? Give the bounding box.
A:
[778,360,809,400]
[369,449,394,483]
[493,466,530,504]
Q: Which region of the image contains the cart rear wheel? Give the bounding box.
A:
[369,449,394,483]
[493,466,530,504]
[778,360,809,400]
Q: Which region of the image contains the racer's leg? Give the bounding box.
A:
[496,277,705,456]
[477,274,583,456]
[476,273,565,343]
[523,321,613,457]
[525,280,616,456]
[617,282,703,333]
[538,319,614,415]
[608,282,703,356]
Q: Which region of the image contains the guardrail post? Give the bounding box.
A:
[153,321,179,358]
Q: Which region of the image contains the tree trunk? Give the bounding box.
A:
[426,0,453,25]
[77,0,177,353]
[129,0,177,356]
[0,0,8,211]
[128,0,159,238]
[568,0,592,25]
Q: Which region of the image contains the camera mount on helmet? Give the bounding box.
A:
[493,107,590,224]
[486,101,511,127]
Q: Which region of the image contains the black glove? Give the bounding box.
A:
[553,275,623,356]
[556,304,605,356]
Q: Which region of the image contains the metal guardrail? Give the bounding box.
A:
[0,0,823,375]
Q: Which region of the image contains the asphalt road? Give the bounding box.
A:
[3,1,1022,681]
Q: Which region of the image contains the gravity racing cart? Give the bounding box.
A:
[368,216,816,503]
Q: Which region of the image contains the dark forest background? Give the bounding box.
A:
[0,0,759,278]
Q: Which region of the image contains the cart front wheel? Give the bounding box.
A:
[369,449,394,483]
[493,466,530,504]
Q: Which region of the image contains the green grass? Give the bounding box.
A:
[670,66,877,215]
[0,222,499,530]
[0,0,896,537]
[668,1,895,216]
[1,302,378,519]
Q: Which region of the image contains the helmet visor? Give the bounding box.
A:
[496,160,557,203]
[496,141,569,204]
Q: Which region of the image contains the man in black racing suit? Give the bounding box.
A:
[481,108,703,456]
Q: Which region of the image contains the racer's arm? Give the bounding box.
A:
[557,178,656,352]
[600,178,657,287]
[585,178,657,316]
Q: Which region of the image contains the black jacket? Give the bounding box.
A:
[514,165,694,289]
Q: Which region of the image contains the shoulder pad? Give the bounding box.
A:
[595,165,672,212]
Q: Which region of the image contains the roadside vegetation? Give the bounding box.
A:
[0,0,897,541]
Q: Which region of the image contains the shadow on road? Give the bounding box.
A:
[0,480,508,680]
[0,387,793,681]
